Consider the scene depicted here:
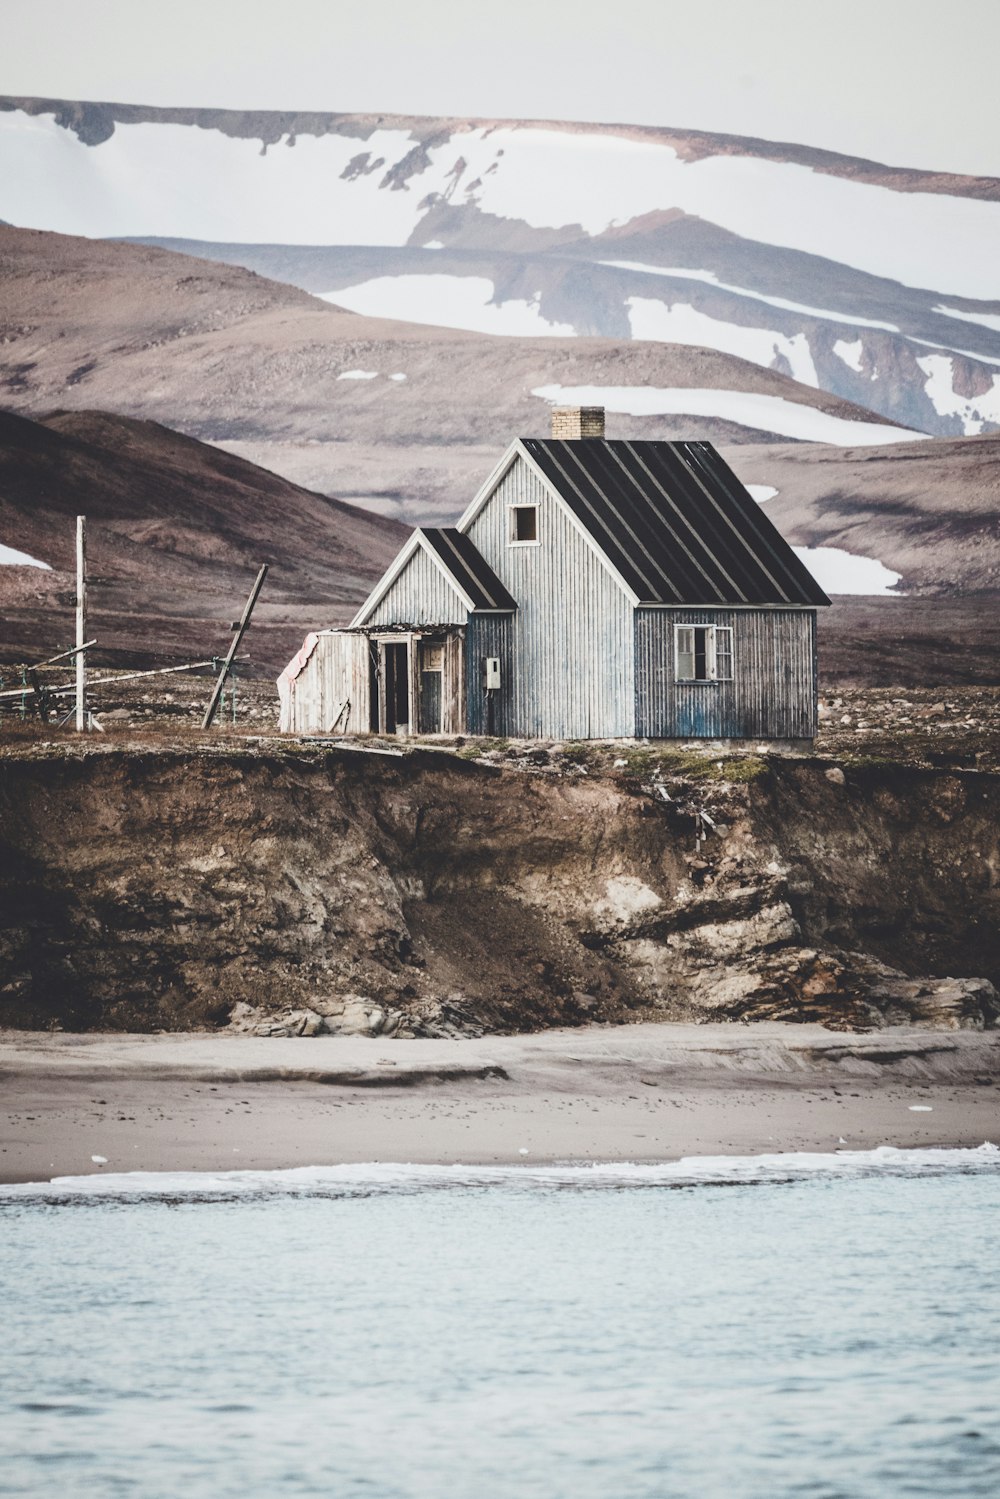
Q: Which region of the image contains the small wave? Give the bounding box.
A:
[1,1143,997,1205]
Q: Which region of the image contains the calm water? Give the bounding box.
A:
[2,1148,999,1498]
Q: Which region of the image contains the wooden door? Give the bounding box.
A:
[418,641,444,733]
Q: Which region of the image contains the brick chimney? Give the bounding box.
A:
[550,406,605,440]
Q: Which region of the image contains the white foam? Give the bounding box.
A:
[0,543,51,569]
[320,275,576,337]
[916,352,1000,434]
[531,384,927,446]
[746,485,778,503]
[627,297,819,386]
[792,545,903,596]
[4,1144,996,1200]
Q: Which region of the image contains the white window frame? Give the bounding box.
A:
[507,503,540,547]
[674,624,734,683]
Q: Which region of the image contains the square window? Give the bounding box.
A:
[675,624,734,682]
[510,505,538,543]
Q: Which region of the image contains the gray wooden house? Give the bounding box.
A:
[278,407,830,741]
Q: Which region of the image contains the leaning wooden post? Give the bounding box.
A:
[75,516,87,732]
[201,564,268,730]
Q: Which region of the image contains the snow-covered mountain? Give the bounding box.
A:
[3,97,1000,438]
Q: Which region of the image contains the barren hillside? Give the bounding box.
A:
[0,407,406,670]
[0,224,918,524]
[4,95,999,438]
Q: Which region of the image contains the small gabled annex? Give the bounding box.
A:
[278,407,829,741]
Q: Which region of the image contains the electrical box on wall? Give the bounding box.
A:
[483,657,501,690]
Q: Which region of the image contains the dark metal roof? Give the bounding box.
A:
[519,439,831,607]
[421,527,517,611]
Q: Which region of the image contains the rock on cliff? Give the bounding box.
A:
[0,745,996,1035]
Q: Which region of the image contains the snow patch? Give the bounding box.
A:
[0,543,51,569]
[531,384,927,446]
[627,298,818,386]
[320,275,577,337]
[604,262,901,332]
[389,372,407,381]
[0,112,423,244]
[746,485,778,504]
[833,338,865,374]
[792,546,902,596]
[916,353,1000,434]
[3,112,1000,299]
[337,369,379,380]
[935,305,1000,334]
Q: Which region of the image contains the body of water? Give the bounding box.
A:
[2,1147,999,1497]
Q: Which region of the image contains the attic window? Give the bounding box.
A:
[509,505,539,545]
[675,625,733,682]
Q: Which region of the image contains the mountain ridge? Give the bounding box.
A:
[4,95,998,199]
[4,96,998,442]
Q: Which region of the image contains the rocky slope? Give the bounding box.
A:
[3,96,998,438]
[0,407,405,670]
[0,225,911,521]
[0,743,996,1036]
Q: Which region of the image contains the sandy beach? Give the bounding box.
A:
[2,1023,998,1184]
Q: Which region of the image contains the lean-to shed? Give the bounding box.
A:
[279,407,830,741]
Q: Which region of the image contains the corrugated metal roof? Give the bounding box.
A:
[519,439,831,607]
[421,527,517,611]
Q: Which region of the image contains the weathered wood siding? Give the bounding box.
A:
[366,545,467,627]
[466,456,634,739]
[285,631,371,735]
[466,615,514,736]
[635,608,817,740]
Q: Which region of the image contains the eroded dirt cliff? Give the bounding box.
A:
[0,743,997,1035]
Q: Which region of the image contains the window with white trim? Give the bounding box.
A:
[675,624,734,682]
[508,504,539,544]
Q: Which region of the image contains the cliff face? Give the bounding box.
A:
[0,745,997,1035]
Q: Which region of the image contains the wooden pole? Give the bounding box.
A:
[32,639,97,670]
[201,564,268,730]
[75,516,87,732]
[0,656,250,703]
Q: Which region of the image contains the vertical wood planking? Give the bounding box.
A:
[365,547,467,627]
[466,615,513,736]
[288,631,371,734]
[635,608,817,739]
[466,457,634,739]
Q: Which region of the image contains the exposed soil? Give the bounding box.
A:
[0,734,996,1038]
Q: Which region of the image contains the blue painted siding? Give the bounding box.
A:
[635,608,817,739]
[466,615,514,736]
